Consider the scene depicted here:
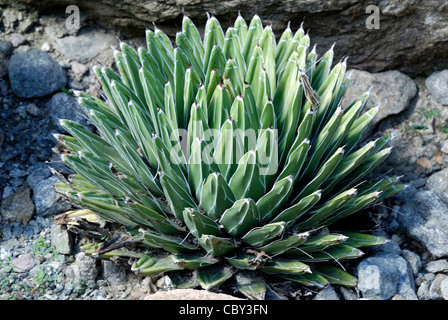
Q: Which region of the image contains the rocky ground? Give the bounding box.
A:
[1,4,448,301]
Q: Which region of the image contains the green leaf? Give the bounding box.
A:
[235,271,267,300]
[197,265,234,290]
[258,233,309,255]
[183,208,221,238]
[198,235,238,256]
[228,150,265,201]
[219,198,260,237]
[132,255,182,276]
[138,228,197,253]
[256,175,294,221]
[340,232,388,248]
[313,264,358,287]
[241,222,286,247]
[260,259,311,275]
[200,172,236,220]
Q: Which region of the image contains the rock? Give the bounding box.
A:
[101,260,126,285]
[12,253,35,273]
[2,8,18,29]
[357,252,417,300]
[25,103,40,116]
[26,163,52,191]
[356,256,399,300]
[46,92,92,131]
[54,30,118,63]
[313,285,340,300]
[426,70,448,105]
[41,42,51,52]
[10,33,26,47]
[71,61,89,77]
[426,168,448,204]
[425,259,448,273]
[417,280,431,300]
[339,287,358,300]
[34,176,71,216]
[0,185,35,225]
[13,0,448,75]
[8,50,67,98]
[144,289,243,300]
[398,187,448,258]
[343,70,417,130]
[50,224,72,255]
[72,252,98,282]
[0,40,13,65]
[441,278,448,300]
[429,274,448,300]
[401,249,422,276]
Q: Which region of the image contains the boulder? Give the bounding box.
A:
[356,252,417,300]
[8,50,67,98]
[34,176,71,216]
[397,187,448,258]
[343,69,417,130]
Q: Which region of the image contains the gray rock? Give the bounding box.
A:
[441,277,448,300]
[101,260,127,285]
[8,50,67,98]
[2,8,18,29]
[426,168,448,204]
[0,185,35,225]
[417,280,431,300]
[429,274,448,300]
[34,176,71,216]
[401,249,422,276]
[10,33,26,47]
[72,252,98,282]
[339,287,358,300]
[12,253,35,273]
[426,70,448,105]
[26,163,52,190]
[343,69,417,130]
[313,285,340,300]
[397,187,448,258]
[13,0,448,75]
[50,224,73,255]
[46,92,92,131]
[357,253,417,300]
[425,259,448,273]
[0,40,13,64]
[54,30,118,63]
[357,256,399,300]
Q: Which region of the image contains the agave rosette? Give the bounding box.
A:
[54,14,403,295]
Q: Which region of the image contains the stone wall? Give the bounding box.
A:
[5,0,448,75]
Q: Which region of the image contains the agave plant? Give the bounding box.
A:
[54,14,404,297]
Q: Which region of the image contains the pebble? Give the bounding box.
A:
[10,33,26,47]
[12,253,35,272]
[25,103,40,116]
[401,249,422,276]
[425,259,448,273]
[429,274,448,300]
[441,278,448,300]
